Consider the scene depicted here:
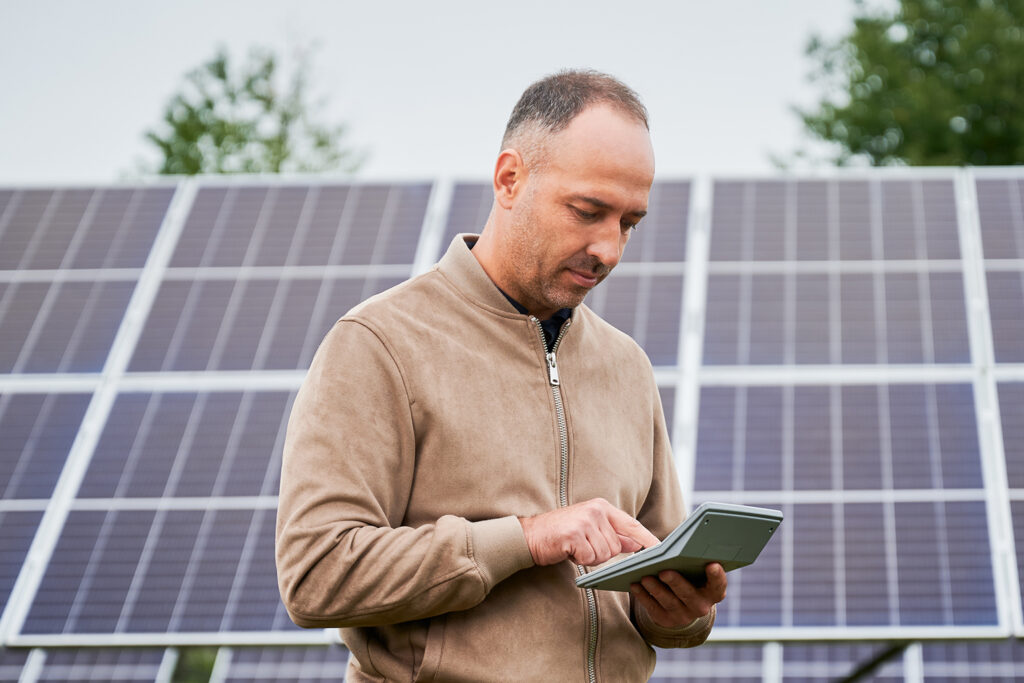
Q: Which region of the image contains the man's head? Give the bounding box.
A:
[501,69,650,173]
[473,69,655,319]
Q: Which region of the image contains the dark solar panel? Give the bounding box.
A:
[1002,383,1024,488]
[128,276,405,372]
[24,507,294,635]
[987,271,1024,363]
[976,178,1024,260]
[586,273,683,366]
[1,511,43,612]
[703,271,969,365]
[710,177,960,262]
[694,383,981,493]
[35,648,166,682]
[0,188,172,270]
[223,646,350,683]
[783,643,905,680]
[651,643,762,681]
[693,499,996,629]
[619,180,689,263]
[0,279,136,373]
[170,184,429,268]
[922,639,1024,678]
[0,393,91,500]
[81,392,293,499]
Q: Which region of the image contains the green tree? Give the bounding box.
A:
[798,0,1024,166]
[145,46,363,175]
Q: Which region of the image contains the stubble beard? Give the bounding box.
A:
[505,198,611,315]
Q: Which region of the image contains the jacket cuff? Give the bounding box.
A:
[635,603,715,649]
[469,516,535,590]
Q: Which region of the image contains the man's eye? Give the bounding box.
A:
[572,206,598,220]
[622,221,638,232]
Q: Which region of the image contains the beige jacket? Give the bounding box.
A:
[276,235,714,682]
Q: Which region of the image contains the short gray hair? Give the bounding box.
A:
[501,69,649,156]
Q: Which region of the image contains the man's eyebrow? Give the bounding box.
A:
[571,195,647,218]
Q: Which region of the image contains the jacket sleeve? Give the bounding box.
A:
[275,319,534,628]
[632,372,715,648]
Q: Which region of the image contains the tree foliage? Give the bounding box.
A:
[145,46,363,175]
[799,0,1024,166]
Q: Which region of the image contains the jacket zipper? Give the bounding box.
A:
[531,316,598,683]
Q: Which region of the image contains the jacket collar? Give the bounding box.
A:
[436,233,525,316]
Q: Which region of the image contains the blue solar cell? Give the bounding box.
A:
[976,178,1024,261]
[1002,383,1024,488]
[129,276,405,372]
[587,273,683,366]
[37,648,166,683]
[224,646,350,683]
[651,643,761,682]
[987,270,1024,363]
[620,180,689,263]
[783,643,905,680]
[0,393,91,500]
[82,392,293,499]
[0,511,43,610]
[791,503,837,626]
[838,181,874,261]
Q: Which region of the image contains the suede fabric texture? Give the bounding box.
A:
[276,235,714,682]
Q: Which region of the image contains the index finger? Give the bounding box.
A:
[606,507,660,549]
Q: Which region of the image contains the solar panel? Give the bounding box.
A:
[217,646,350,682]
[2,170,1023,679]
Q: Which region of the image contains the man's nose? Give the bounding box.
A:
[586,220,624,270]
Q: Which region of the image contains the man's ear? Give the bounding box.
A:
[493,149,526,210]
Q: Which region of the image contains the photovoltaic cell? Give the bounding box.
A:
[0,187,173,270]
[618,180,689,263]
[34,648,166,682]
[703,271,969,365]
[222,646,350,683]
[709,178,960,262]
[694,384,982,493]
[1,511,43,613]
[693,500,996,629]
[0,279,136,373]
[586,273,683,366]
[1002,383,1024,488]
[651,643,762,682]
[0,648,29,681]
[24,507,294,635]
[976,178,1024,261]
[782,643,904,681]
[80,392,294,499]
[438,182,490,255]
[0,393,91,500]
[987,271,1024,363]
[128,276,404,372]
[921,639,1024,679]
[169,184,430,268]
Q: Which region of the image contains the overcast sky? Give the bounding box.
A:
[0,0,860,184]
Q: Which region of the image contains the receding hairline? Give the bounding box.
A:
[500,69,649,151]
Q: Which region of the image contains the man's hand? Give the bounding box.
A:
[519,498,660,567]
[631,563,727,629]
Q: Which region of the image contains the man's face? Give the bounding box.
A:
[500,105,655,319]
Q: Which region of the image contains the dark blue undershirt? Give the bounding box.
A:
[467,239,571,352]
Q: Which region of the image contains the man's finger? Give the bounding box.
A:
[606,508,660,549]
[701,562,728,601]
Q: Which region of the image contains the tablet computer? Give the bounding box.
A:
[574,502,783,592]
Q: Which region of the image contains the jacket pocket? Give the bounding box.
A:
[414,614,447,682]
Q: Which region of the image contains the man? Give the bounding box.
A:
[276,69,727,682]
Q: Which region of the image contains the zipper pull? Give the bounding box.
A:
[546,352,560,386]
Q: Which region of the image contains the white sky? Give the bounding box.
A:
[0,0,858,184]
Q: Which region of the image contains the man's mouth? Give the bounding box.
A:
[567,269,600,288]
